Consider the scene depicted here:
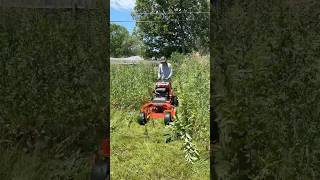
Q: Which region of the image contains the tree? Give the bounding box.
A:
[110,24,130,57]
[130,27,147,57]
[132,0,209,58]
[110,24,146,57]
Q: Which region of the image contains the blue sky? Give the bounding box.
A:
[110,0,136,33]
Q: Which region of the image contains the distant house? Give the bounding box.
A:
[0,0,105,9]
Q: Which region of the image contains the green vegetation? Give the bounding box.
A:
[133,0,209,57]
[110,24,145,58]
[111,1,210,59]
[111,53,210,179]
[0,7,107,179]
[211,1,320,179]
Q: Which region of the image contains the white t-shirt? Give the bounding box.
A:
[158,63,173,79]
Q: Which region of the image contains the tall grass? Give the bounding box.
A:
[111,63,155,110]
[0,7,107,178]
[110,53,210,179]
[211,1,320,179]
[173,54,210,143]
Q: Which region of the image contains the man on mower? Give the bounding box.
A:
[157,56,172,81]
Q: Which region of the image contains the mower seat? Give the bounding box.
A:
[155,87,169,98]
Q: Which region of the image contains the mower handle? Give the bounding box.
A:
[156,75,171,82]
[157,78,171,82]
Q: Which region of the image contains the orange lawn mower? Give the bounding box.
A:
[138,78,179,125]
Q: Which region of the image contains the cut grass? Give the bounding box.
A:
[110,110,209,180]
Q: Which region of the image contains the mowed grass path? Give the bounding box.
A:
[110,55,210,179]
[110,110,209,180]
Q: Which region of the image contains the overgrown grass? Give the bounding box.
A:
[0,147,90,180]
[111,53,210,179]
[211,1,320,179]
[0,7,107,179]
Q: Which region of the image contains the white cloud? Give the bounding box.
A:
[110,0,136,10]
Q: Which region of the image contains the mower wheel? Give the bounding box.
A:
[138,112,147,125]
[164,112,171,125]
[172,96,179,107]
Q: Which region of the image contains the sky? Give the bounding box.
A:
[110,0,136,33]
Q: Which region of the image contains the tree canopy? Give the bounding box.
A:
[110,24,145,57]
[133,0,209,58]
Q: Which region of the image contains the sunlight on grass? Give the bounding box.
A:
[111,54,209,179]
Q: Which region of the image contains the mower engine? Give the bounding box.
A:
[138,80,179,126]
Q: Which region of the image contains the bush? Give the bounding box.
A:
[170,52,186,64]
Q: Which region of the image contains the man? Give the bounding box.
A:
[157,56,173,81]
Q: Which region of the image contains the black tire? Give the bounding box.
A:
[138,112,147,125]
[91,158,109,180]
[172,96,179,107]
[164,112,171,125]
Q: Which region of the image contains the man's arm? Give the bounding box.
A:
[167,64,173,79]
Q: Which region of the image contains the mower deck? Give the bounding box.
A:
[139,80,178,125]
